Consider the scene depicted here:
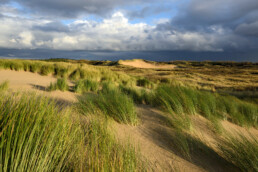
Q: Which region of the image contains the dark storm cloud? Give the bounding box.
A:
[33,22,70,32]
[235,21,258,37]
[172,0,258,29]
[156,0,258,52]
[8,0,165,18]
[126,5,171,19]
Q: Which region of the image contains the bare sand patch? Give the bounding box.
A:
[221,120,258,139]
[119,59,176,69]
[112,106,239,171]
[0,70,77,103]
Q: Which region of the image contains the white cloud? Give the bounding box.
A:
[0,12,236,52]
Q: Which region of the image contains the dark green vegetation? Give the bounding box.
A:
[0,59,257,171]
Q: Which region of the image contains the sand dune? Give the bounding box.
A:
[0,70,77,103]
[119,59,176,69]
[1,68,257,171]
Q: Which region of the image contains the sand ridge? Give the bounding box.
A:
[119,59,176,69]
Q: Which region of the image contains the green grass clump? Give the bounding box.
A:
[79,119,146,171]
[69,68,84,80]
[29,63,41,73]
[7,61,24,71]
[54,65,69,78]
[0,94,82,171]
[49,78,69,91]
[78,89,138,125]
[101,81,117,94]
[119,85,143,104]
[152,84,258,129]
[219,134,258,171]
[119,85,154,105]
[75,79,99,93]
[40,64,54,75]
[136,78,154,89]
[0,80,9,91]
[153,85,193,130]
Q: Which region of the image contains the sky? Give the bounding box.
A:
[0,0,258,61]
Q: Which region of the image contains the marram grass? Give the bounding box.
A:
[219,133,258,171]
[78,89,138,125]
[74,79,99,93]
[152,84,258,130]
[48,78,69,91]
[0,80,9,91]
[0,93,146,171]
[0,94,82,171]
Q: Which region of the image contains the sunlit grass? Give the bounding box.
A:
[0,80,9,91]
[78,89,138,125]
[49,78,69,91]
[219,133,258,171]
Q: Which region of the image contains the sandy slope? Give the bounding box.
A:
[119,59,176,69]
[0,70,77,103]
[112,106,242,172]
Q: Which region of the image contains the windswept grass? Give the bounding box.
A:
[119,85,154,104]
[0,93,146,171]
[219,133,258,171]
[101,81,117,94]
[74,79,99,93]
[170,131,231,164]
[40,64,54,75]
[79,119,146,171]
[0,94,82,171]
[49,78,69,91]
[136,78,154,89]
[152,84,258,130]
[78,89,138,125]
[0,80,9,91]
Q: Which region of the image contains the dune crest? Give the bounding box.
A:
[119,59,176,69]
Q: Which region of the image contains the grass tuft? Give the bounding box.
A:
[48,78,69,91]
[136,78,154,89]
[0,80,9,91]
[75,79,99,93]
[78,89,138,125]
[219,133,258,171]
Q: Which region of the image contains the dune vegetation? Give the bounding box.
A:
[0,59,257,171]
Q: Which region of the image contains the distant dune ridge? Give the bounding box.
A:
[118,59,176,69]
